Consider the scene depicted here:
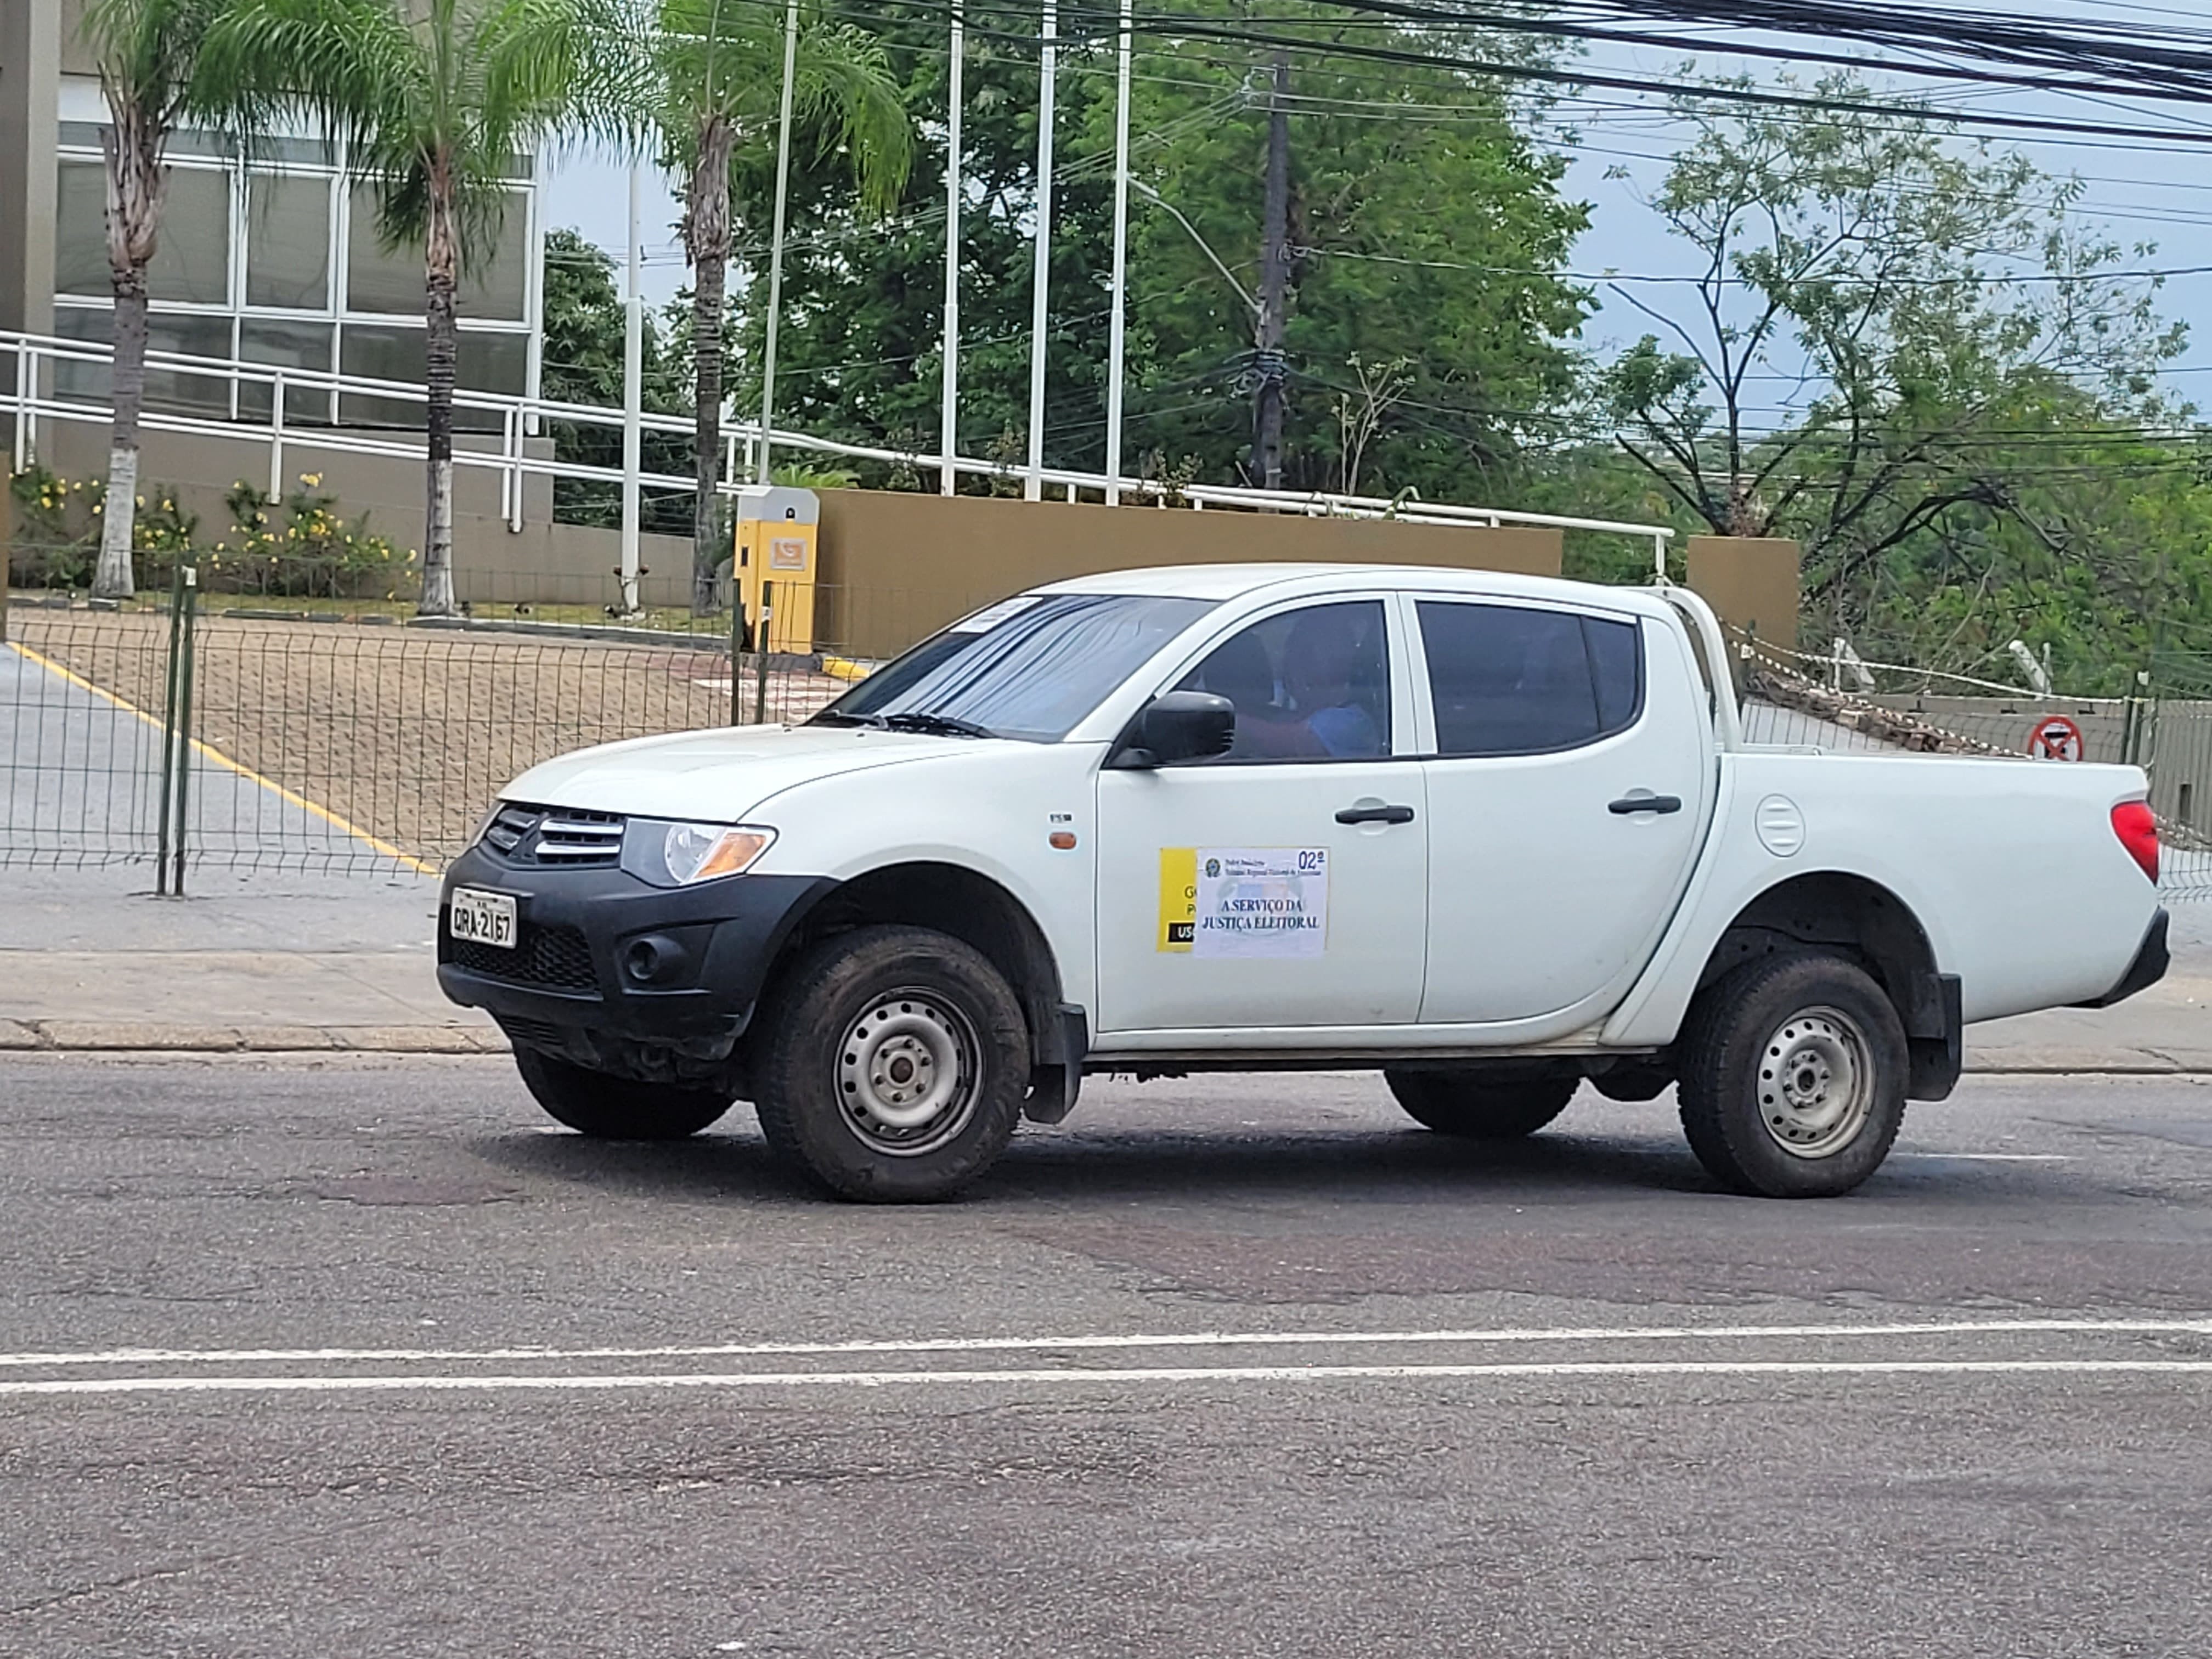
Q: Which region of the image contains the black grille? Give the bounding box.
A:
[496,1015,570,1049]
[451,922,599,991]
[482,803,625,868]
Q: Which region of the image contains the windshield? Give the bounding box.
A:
[814,592,1216,742]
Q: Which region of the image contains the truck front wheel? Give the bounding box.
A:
[1677,953,1908,1198]
[752,925,1030,1202]
[1384,1071,1579,1139]
[513,1047,733,1140]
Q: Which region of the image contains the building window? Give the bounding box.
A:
[337,321,427,425]
[50,306,238,417]
[335,322,517,432]
[55,161,112,296]
[245,173,332,311]
[346,184,530,321]
[240,318,337,424]
[50,108,541,432]
[345,188,422,315]
[460,204,529,322]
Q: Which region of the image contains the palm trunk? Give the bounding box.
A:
[92,109,162,602]
[419,179,459,618]
[92,273,146,600]
[688,119,736,618]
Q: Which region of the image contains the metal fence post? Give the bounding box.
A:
[155,560,188,894]
[170,564,198,898]
[754,579,773,725]
[730,595,747,727]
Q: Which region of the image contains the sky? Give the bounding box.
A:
[540,2,2212,410]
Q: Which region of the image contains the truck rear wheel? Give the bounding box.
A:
[1384,1071,1579,1139]
[513,1047,733,1140]
[753,924,1029,1202]
[1677,953,1908,1198]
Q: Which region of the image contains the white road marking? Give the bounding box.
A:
[1893,1152,2072,1162]
[5,1358,2212,1398]
[4,1317,2209,1370]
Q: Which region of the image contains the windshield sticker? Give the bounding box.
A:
[1159,847,1329,958]
[949,595,1042,634]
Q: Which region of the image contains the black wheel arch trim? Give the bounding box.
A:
[2073,907,2169,1011]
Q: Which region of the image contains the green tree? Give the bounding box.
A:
[646,0,910,612]
[538,226,691,534]
[1106,8,1590,499]
[1599,75,2186,646]
[742,3,1589,503]
[77,0,225,599]
[202,0,628,615]
[720,4,1118,493]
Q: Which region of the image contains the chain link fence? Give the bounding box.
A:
[1735,633,2212,901]
[15,564,2212,899]
[1,568,952,881]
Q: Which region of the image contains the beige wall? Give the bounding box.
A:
[1686,535,1801,653]
[812,488,1564,659]
[454,520,695,612]
[44,419,551,552]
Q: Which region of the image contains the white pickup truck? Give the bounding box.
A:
[438,564,2168,1202]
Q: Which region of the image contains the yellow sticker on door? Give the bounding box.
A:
[1158,847,1198,951]
[1159,847,1329,957]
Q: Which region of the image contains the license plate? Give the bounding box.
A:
[448,887,517,949]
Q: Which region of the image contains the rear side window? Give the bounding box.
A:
[1416,601,1644,757]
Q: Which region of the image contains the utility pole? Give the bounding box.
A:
[1024,0,1057,501]
[942,1,965,495]
[757,0,800,484]
[618,163,644,616]
[1103,0,1132,505]
[1252,48,1291,494]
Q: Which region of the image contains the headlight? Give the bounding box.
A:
[622,820,777,887]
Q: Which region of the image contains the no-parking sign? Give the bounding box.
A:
[2027,713,2085,761]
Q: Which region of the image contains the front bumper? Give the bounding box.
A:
[2073,906,2170,1011]
[436,842,834,1059]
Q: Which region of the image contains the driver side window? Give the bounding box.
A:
[1173,600,1392,761]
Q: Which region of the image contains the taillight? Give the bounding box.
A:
[2112,800,2159,883]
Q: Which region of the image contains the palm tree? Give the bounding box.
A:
[650,0,909,613]
[200,0,628,616]
[78,0,223,601]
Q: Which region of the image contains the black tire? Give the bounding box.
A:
[753,924,1029,1202]
[513,1047,733,1140]
[1384,1071,1579,1139]
[1677,952,1908,1198]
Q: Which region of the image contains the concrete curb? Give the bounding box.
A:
[0,1020,506,1054]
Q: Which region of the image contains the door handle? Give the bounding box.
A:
[1336,803,1416,825]
[1609,793,1683,816]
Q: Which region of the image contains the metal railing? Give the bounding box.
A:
[1,328,1674,559]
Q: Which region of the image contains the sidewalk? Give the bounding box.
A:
[3,865,2209,1070]
[1,865,498,1054]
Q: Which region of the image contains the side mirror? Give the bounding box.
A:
[1111,690,1237,768]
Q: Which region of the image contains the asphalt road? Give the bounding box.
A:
[4,1056,2210,1657]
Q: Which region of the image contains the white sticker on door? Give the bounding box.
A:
[1190,847,1329,958]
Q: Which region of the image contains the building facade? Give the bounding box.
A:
[4,0,544,438]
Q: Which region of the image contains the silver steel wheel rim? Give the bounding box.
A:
[1756,1005,1874,1159]
[836,988,981,1157]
